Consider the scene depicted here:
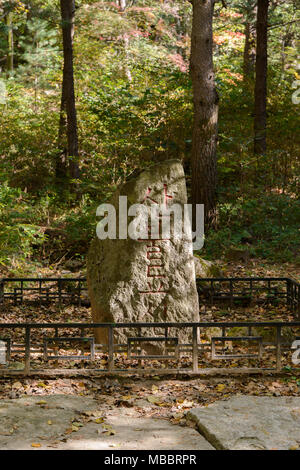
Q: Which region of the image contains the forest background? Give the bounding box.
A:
[0,0,299,276]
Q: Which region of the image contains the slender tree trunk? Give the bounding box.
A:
[280,29,292,76]
[242,1,256,82]
[254,0,269,155]
[190,0,219,229]
[118,1,132,81]
[6,12,14,73]
[123,34,132,82]
[119,0,126,12]
[59,0,79,181]
[56,72,68,182]
[243,21,256,81]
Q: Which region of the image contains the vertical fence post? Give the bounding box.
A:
[222,326,226,355]
[20,280,24,304]
[210,280,213,306]
[286,279,291,309]
[295,284,300,320]
[80,328,85,357]
[14,287,17,305]
[39,279,42,307]
[108,326,114,372]
[78,281,82,307]
[24,326,31,375]
[192,326,198,373]
[276,326,281,371]
[0,280,4,304]
[230,280,233,306]
[58,279,62,306]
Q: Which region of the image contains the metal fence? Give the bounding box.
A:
[0,276,299,376]
[197,277,300,318]
[0,277,87,306]
[0,276,299,318]
[0,321,300,376]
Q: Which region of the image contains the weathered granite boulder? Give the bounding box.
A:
[87,159,199,347]
[194,256,223,278]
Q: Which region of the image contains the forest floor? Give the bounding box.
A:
[0,256,299,282]
[0,374,299,450]
[0,258,299,449]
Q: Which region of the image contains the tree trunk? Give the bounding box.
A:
[6,12,14,73]
[118,1,132,81]
[190,0,219,229]
[119,0,126,12]
[243,21,256,81]
[242,1,256,82]
[59,0,79,181]
[123,33,132,82]
[56,72,68,182]
[254,0,269,155]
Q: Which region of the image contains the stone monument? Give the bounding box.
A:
[87,159,199,347]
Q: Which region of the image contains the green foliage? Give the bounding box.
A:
[0,0,299,269]
[0,79,59,192]
[0,183,45,266]
[203,192,300,263]
[46,195,98,257]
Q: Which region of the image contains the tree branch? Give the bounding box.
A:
[268,18,300,30]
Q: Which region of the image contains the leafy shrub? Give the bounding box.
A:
[0,183,45,266]
[203,192,300,263]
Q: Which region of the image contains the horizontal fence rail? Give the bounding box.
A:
[0,277,299,318]
[0,276,299,376]
[0,321,300,377]
[196,277,300,318]
[0,277,87,306]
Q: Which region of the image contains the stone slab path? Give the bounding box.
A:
[0,395,213,450]
[188,396,300,450]
[1,394,300,450]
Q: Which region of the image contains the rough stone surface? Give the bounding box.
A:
[87,160,199,346]
[0,341,6,365]
[0,395,214,450]
[0,395,97,450]
[194,256,223,278]
[187,395,300,450]
[63,412,214,451]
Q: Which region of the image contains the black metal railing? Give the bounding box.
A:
[1,321,300,376]
[0,277,87,306]
[196,277,300,318]
[0,277,299,318]
[0,276,299,376]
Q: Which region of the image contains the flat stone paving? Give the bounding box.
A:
[188,395,300,450]
[0,395,214,450]
[1,394,300,450]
